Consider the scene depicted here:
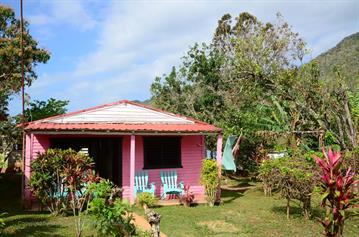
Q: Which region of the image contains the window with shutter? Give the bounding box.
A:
[143,136,182,169]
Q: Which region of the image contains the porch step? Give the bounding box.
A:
[157,197,207,206]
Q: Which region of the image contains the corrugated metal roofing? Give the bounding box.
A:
[23,100,221,133]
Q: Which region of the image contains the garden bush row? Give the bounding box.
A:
[258,148,358,236]
[29,148,150,237]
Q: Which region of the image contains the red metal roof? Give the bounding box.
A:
[23,100,221,134]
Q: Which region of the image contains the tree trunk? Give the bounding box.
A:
[343,97,357,148]
[335,115,346,149]
[286,198,290,220]
[302,197,311,219]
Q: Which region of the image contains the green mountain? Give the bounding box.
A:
[131,99,152,105]
[314,32,359,87]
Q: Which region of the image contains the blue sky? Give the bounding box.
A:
[4,0,359,115]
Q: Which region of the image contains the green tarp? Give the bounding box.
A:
[222,135,237,171]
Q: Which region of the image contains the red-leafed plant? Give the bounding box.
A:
[179,185,195,207]
[313,148,358,237]
[62,149,98,237]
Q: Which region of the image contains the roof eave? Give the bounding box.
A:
[25,129,221,136]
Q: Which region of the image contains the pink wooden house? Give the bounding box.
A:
[22,100,222,207]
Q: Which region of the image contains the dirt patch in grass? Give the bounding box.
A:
[197,220,239,233]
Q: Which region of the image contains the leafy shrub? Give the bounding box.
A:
[87,179,135,237]
[200,159,220,206]
[30,148,98,236]
[314,149,358,237]
[136,192,158,209]
[61,149,97,237]
[0,154,6,170]
[179,185,195,207]
[258,157,280,196]
[89,179,114,198]
[61,149,96,200]
[258,154,320,219]
[236,138,264,173]
[342,147,359,172]
[303,150,323,163]
[29,149,68,215]
[324,130,340,147]
[0,212,6,233]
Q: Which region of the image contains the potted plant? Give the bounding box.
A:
[179,185,195,207]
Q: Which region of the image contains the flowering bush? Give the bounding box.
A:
[313,149,358,237]
[179,185,195,207]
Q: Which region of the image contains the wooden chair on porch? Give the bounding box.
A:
[160,170,184,199]
[134,171,156,198]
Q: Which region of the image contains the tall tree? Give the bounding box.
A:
[24,98,69,121]
[151,12,357,152]
[152,12,308,138]
[0,5,50,107]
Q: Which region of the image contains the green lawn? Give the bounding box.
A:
[0,173,95,237]
[1,174,358,237]
[141,177,359,237]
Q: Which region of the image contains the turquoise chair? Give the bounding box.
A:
[134,171,155,197]
[160,170,184,199]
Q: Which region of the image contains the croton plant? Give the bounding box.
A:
[313,149,358,237]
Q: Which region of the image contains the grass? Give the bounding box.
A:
[0,173,94,237]
[137,176,359,237]
[1,174,358,236]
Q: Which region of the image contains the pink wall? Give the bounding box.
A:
[122,135,206,200]
[24,133,50,204]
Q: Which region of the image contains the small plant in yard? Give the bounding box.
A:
[179,185,195,207]
[61,149,98,237]
[258,157,278,197]
[87,179,135,237]
[29,149,68,215]
[136,192,158,210]
[313,148,358,237]
[200,159,220,207]
[258,154,320,219]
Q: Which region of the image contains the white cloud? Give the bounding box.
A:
[28,0,96,31]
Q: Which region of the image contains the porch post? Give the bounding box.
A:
[216,133,223,201]
[129,134,136,204]
[216,133,223,173]
[23,133,33,207]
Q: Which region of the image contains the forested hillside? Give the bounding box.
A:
[314,32,359,87]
